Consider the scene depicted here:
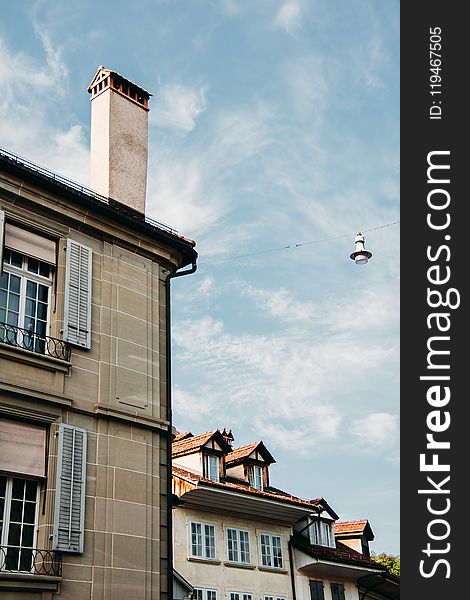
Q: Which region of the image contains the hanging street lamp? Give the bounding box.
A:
[350,232,372,265]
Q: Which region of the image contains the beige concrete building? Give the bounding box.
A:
[172,430,398,600]
[0,66,197,599]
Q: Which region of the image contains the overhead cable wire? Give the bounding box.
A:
[199,220,400,265]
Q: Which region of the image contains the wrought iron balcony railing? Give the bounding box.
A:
[0,322,71,362]
[0,545,62,577]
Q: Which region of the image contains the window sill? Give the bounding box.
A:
[187,556,221,565]
[0,572,61,593]
[258,565,288,574]
[0,343,71,373]
[224,561,256,570]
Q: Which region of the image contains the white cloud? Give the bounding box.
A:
[274,1,304,35]
[0,34,89,184]
[350,413,398,447]
[153,83,208,133]
[172,309,395,454]
[241,284,316,323]
[147,102,274,237]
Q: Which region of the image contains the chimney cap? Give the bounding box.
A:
[88,66,152,109]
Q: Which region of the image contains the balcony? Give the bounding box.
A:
[0,545,62,577]
[0,545,62,593]
[0,322,71,362]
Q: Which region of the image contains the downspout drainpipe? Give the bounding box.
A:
[165,261,197,600]
[288,538,297,600]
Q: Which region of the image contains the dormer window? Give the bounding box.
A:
[249,465,263,491]
[309,519,336,548]
[203,454,219,482]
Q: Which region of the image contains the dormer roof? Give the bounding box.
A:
[172,430,232,458]
[225,441,276,466]
[335,519,375,541]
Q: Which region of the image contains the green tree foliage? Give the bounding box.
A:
[371,552,400,577]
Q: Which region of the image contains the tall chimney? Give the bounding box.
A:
[88,66,151,213]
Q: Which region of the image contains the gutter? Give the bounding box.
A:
[165,261,197,600]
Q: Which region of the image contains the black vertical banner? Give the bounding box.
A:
[401,4,467,599]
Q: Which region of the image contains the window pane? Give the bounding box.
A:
[10,274,21,294]
[12,478,25,499]
[26,280,37,299]
[22,524,35,547]
[19,548,33,572]
[23,502,36,524]
[8,522,22,546]
[25,479,37,502]
[27,258,39,274]
[205,524,215,558]
[10,499,23,522]
[11,251,23,268]
[5,546,20,570]
[39,263,50,278]
[38,284,48,303]
[25,298,36,318]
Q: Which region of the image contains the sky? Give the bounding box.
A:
[0,1,400,554]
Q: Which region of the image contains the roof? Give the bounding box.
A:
[358,572,400,600]
[225,441,276,466]
[292,533,385,571]
[172,430,232,458]
[173,465,338,518]
[0,148,197,269]
[335,519,374,540]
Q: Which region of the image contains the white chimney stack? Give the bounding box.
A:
[88,66,151,214]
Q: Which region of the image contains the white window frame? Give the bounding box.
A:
[203,453,219,482]
[309,519,336,548]
[1,250,53,351]
[0,475,40,573]
[194,589,218,600]
[259,533,283,568]
[264,596,286,600]
[249,465,263,490]
[226,527,251,564]
[229,592,253,600]
[189,520,216,560]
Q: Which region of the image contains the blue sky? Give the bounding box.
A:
[0,1,400,553]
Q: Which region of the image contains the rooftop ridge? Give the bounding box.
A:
[0,146,178,235]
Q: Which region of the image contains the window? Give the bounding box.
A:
[194,589,217,600]
[309,580,325,600]
[330,583,345,600]
[190,521,216,559]
[227,527,250,563]
[264,596,286,600]
[249,465,263,490]
[230,593,252,600]
[309,519,336,548]
[0,475,39,572]
[203,454,219,482]
[1,249,52,354]
[260,533,283,568]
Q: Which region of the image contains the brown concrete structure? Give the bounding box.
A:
[0,68,197,600]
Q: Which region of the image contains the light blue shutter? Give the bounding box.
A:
[64,239,92,349]
[53,424,87,553]
[0,209,5,271]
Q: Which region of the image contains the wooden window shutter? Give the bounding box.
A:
[0,209,5,272]
[64,239,92,349]
[331,584,345,600]
[53,424,87,553]
[309,580,325,600]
